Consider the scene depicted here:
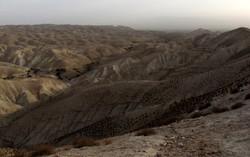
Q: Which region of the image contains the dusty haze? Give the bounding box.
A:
[0,0,250,31]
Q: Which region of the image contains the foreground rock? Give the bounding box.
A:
[48,102,250,157]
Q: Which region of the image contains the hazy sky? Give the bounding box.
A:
[0,0,250,30]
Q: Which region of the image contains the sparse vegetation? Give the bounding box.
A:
[230,88,240,94]
[211,106,229,113]
[164,114,187,125]
[73,136,100,148]
[102,138,113,145]
[199,102,211,110]
[190,111,212,118]
[231,102,246,110]
[135,128,156,136]
[191,112,202,118]
[29,144,56,157]
[55,68,66,80]
[56,68,66,73]
[245,94,250,100]
[27,40,37,46]
[18,37,26,42]
[3,75,14,80]
[85,62,97,72]
[15,41,21,45]
[30,68,40,74]
[237,84,243,89]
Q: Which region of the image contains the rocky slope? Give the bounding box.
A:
[1,86,249,156]
[49,98,250,157]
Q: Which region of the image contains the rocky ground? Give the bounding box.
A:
[45,101,249,157]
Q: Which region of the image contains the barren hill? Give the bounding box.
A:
[0,25,249,156]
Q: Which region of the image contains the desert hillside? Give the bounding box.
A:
[0,25,249,157]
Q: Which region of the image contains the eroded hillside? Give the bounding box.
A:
[0,25,175,115]
[0,26,249,155]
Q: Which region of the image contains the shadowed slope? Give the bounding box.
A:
[1,53,250,147]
